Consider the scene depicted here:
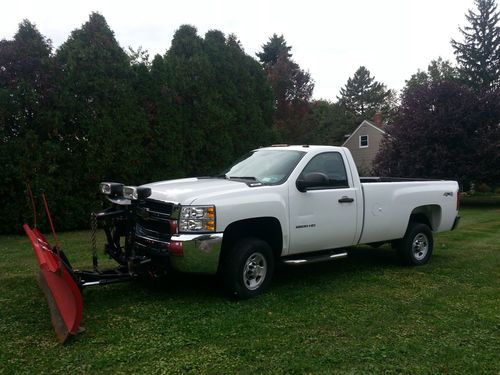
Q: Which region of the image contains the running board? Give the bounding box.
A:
[282,251,348,265]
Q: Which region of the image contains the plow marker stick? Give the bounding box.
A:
[27,184,37,228]
[41,193,61,251]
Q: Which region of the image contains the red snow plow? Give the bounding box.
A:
[24,185,152,343]
[23,224,84,342]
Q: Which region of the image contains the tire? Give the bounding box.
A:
[221,237,274,299]
[397,222,433,266]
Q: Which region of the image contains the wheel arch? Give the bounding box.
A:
[409,204,442,231]
[219,217,283,270]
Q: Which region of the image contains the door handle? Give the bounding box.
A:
[338,196,354,203]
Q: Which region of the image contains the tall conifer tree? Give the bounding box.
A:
[451,0,500,90]
[55,13,149,225]
[337,66,391,119]
[258,34,314,143]
[0,20,56,232]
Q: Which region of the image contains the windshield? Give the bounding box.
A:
[221,149,306,185]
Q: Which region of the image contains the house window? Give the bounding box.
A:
[359,135,368,148]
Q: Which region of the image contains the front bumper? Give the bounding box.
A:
[166,233,223,274]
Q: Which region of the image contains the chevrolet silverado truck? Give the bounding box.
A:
[96,145,460,298]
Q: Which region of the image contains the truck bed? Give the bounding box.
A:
[358,179,458,244]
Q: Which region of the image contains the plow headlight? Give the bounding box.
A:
[123,186,138,200]
[123,186,151,200]
[99,182,124,196]
[179,206,216,233]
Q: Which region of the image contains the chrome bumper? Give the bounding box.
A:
[169,233,223,274]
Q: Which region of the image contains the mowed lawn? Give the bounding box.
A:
[0,208,498,374]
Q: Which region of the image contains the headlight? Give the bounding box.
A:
[123,186,151,200]
[179,205,216,233]
[99,182,124,196]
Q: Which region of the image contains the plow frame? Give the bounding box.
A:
[23,196,145,343]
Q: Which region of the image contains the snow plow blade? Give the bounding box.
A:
[23,224,83,343]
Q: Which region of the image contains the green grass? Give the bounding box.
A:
[1,208,499,374]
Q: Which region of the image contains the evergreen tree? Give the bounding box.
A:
[156,26,274,176]
[0,20,56,233]
[203,30,274,160]
[256,34,291,66]
[451,0,500,90]
[0,17,277,233]
[54,12,149,227]
[150,25,205,177]
[0,20,54,140]
[305,100,357,146]
[258,34,314,143]
[337,66,391,119]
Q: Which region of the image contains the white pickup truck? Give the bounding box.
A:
[98,145,460,298]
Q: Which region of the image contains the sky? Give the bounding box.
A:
[1,0,474,100]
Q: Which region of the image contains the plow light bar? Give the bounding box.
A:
[123,186,152,200]
[99,182,124,197]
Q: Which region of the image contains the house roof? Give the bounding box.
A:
[342,120,386,146]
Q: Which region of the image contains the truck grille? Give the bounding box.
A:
[135,222,171,243]
[136,199,174,220]
[134,199,175,244]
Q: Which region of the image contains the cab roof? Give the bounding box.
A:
[257,145,345,152]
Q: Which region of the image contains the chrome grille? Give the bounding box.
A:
[136,199,174,220]
[134,199,175,244]
[135,222,170,242]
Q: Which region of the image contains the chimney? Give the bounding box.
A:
[373,112,382,127]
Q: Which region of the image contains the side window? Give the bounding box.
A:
[359,135,369,148]
[301,152,349,189]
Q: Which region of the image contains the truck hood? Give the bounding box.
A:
[142,177,251,205]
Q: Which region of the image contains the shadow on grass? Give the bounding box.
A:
[15,243,463,346]
[80,245,404,308]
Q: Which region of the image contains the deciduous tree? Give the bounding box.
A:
[405,58,458,90]
[374,81,500,186]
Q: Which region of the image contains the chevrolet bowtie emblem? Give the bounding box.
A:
[138,207,151,219]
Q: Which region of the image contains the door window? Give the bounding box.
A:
[300,152,349,189]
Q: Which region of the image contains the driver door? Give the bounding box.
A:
[288,151,359,254]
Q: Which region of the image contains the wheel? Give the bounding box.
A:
[397,222,433,265]
[221,237,274,299]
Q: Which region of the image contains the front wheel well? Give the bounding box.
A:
[220,217,283,269]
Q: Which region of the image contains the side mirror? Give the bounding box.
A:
[296,172,328,192]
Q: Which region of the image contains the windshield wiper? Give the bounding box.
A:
[228,176,257,181]
[212,175,257,181]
